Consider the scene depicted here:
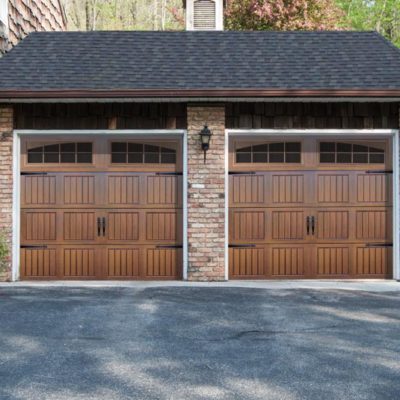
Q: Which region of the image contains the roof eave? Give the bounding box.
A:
[1,89,400,100]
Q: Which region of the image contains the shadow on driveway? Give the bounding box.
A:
[0,287,399,399]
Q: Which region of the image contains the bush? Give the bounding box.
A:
[0,230,9,274]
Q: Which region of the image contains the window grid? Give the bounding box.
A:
[111,142,176,164]
[320,142,385,164]
[236,142,301,164]
[27,143,93,164]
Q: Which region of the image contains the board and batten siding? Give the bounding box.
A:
[15,103,399,131]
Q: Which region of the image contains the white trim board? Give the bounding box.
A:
[12,129,188,282]
[228,129,398,136]
[14,129,186,135]
[225,129,400,281]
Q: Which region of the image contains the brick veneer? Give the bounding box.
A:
[0,105,13,281]
[187,105,226,281]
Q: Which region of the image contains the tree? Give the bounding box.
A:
[336,0,400,47]
[63,0,184,31]
[225,0,345,30]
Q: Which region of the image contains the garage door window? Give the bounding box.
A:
[320,142,385,164]
[111,142,176,164]
[236,142,301,164]
[27,143,93,164]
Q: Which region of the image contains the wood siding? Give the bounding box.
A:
[14,103,187,130]
[15,102,399,130]
[226,103,399,129]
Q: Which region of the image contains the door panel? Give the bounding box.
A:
[107,212,140,241]
[63,212,97,241]
[316,211,349,240]
[317,174,350,204]
[230,210,265,241]
[107,247,141,278]
[22,175,57,205]
[354,246,391,276]
[20,247,58,278]
[271,211,305,240]
[229,246,265,278]
[315,246,351,276]
[63,175,96,205]
[269,245,307,277]
[146,247,182,278]
[272,174,305,204]
[63,248,97,278]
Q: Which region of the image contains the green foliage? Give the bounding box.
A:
[336,0,400,47]
[62,0,400,48]
[225,0,345,31]
[0,230,9,273]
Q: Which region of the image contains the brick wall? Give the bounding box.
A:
[0,105,13,281]
[187,105,226,281]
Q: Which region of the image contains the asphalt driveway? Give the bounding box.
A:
[0,286,400,400]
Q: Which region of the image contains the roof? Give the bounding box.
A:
[1,30,400,99]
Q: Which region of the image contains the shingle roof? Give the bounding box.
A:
[1,31,400,97]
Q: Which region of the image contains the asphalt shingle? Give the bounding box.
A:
[1,30,400,91]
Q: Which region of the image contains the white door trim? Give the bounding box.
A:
[225,129,400,281]
[12,129,188,281]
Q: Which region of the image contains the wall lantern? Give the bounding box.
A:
[199,125,212,163]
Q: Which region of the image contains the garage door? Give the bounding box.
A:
[20,136,182,280]
[229,137,392,279]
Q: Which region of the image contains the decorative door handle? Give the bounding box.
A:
[97,217,101,236]
[311,216,315,235]
[306,216,310,235]
[102,217,106,236]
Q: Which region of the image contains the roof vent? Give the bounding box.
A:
[185,0,224,31]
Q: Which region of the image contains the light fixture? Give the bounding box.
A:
[199,125,212,163]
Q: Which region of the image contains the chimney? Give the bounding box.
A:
[184,0,225,31]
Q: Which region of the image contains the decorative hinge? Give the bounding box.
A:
[20,245,48,249]
[21,172,48,176]
[228,244,256,248]
[228,171,256,175]
[155,245,183,249]
[365,243,393,248]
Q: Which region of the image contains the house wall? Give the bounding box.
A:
[0,0,66,54]
[0,102,398,281]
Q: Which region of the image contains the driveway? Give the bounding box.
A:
[0,286,399,400]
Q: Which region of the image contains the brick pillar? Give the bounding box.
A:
[0,106,13,281]
[187,105,226,281]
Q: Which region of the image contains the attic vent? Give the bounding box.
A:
[193,0,216,30]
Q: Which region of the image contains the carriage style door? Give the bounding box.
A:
[229,136,393,279]
[20,136,183,280]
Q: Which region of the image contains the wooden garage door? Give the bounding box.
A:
[229,137,392,279]
[20,136,182,280]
